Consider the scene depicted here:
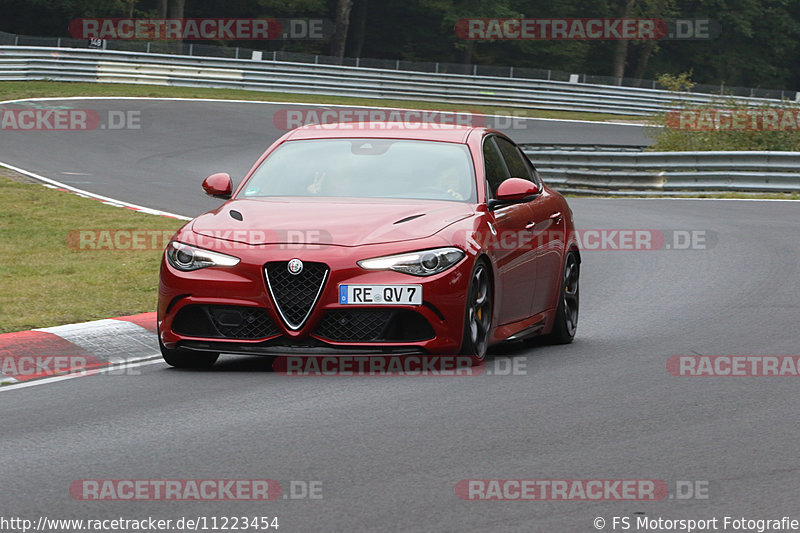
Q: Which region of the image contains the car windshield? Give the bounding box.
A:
[239,138,476,202]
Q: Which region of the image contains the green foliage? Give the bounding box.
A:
[656,71,695,92]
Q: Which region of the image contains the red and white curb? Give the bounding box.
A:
[0,312,160,387]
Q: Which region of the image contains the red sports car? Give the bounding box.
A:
[157,122,580,368]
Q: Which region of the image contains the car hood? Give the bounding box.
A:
[190,198,473,246]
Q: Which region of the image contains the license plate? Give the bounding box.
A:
[339,284,422,305]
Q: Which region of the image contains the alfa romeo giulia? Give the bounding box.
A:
[157,122,580,368]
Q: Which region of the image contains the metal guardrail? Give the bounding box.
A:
[1,46,797,116]
[523,149,800,194]
[2,29,796,101]
[520,143,645,152]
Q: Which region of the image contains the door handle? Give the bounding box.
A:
[549,212,563,223]
[525,221,536,230]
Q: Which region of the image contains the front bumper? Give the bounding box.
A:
[158,242,472,355]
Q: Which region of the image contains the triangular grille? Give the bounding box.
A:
[265,261,328,330]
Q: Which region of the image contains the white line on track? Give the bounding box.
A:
[0,161,192,219]
[0,355,165,392]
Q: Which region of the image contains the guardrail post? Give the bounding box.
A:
[57,38,61,47]
[315,55,319,64]
[509,66,513,78]
[189,44,193,56]
[473,64,477,75]
[356,57,360,67]
[14,35,19,45]
[547,69,551,80]
[146,42,151,53]
[396,59,400,70]
[435,62,439,73]
[273,50,277,61]
[235,47,239,59]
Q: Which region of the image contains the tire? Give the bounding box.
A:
[159,339,219,369]
[546,251,579,344]
[459,260,493,362]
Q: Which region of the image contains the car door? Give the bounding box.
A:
[483,135,538,325]
[494,137,565,315]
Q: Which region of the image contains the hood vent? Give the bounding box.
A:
[393,213,425,225]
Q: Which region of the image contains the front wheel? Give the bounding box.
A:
[546,251,579,344]
[459,260,493,361]
[159,339,219,369]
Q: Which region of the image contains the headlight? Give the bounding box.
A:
[358,247,465,276]
[166,241,240,271]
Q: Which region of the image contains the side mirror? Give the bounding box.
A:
[202,173,233,199]
[488,178,539,210]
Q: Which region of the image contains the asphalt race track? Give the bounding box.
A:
[0,99,652,217]
[1,99,799,532]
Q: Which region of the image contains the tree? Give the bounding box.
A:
[329,0,353,58]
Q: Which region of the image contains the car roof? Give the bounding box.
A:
[284,121,485,143]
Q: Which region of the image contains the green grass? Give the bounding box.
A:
[0,81,635,123]
[0,174,184,333]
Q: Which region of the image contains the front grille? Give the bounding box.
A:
[314,309,435,342]
[265,261,329,330]
[173,305,279,339]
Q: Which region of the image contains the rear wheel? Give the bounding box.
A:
[459,260,493,361]
[546,251,579,344]
[159,339,219,369]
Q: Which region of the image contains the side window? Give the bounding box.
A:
[521,150,544,188]
[494,137,533,181]
[482,137,509,196]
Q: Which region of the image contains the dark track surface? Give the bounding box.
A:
[1,99,798,532]
[0,99,652,216]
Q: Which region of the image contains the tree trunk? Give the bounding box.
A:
[168,0,185,20]
[330,0,354,59]
[351,0,368,58]
[631,41,657,84]
[460,40,474,70]
[611,0,635,82]
[168,0,186,51]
